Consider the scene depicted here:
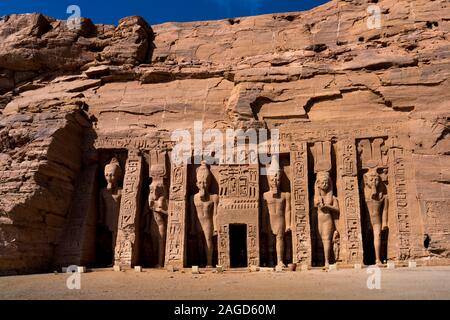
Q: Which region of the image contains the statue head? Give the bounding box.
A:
[104,157,122,190]
[149,180,167,213]
[149,180,166,202]
[363,168,381,196]
[267,155,281,194]
[196,160,212,199]
[315,171,332,193]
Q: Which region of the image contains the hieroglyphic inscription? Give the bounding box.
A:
[290,142,311,265]
[389,148,411,260]
[165,200,185,263]
[337,140,363,264]
[165,164,188,268]
[94,137,169,150]
[247,224,258,266]
[115,150,143,267]
[278,123,399,153]
[218,224,229,267]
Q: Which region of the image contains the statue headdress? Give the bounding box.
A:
[196,160,212,183]
[105,157,123,178]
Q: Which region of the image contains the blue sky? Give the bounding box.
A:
[0,0,329,25]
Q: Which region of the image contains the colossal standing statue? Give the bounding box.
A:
[190,161,219,267]
[362,168,388,265]
[262,159,291,268]
[99,157,123,254]
[314,171,339,267]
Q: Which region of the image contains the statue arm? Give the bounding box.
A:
[285,193,292,232]
[333,197,340,233]
[189,196,196,235]
[213,194,219,234]
[144,203,151,233]
[261,195,268,234]
[382,196,389,230]
[160,198,169,216]
[314,195,321,208]
[332,196,340,216]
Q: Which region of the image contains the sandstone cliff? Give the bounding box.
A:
[0,0,449,274]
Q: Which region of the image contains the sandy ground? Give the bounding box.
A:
[0,266,449,300]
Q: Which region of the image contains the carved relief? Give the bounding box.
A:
[336,140,363,264]
[389,147,411,261]
[165,162,188,268]
[114,150,143,267]
[290,142,311,265]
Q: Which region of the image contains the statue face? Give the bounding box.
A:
[268,172,280,192]
[317,175,329,191]
[365,172,380,190]
[104,166,120,187]
[149,182,164,201]
[196,175,210,193]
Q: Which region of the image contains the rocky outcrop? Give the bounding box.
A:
[0,102,90,274]
[0,0,449,274]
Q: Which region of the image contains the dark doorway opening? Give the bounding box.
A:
[230,224,248,268]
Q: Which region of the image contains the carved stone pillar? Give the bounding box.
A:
[165,164,188,268]
[290,142,312,266]
[336,139,364,264]
[389,147,412,261]
[114,150,143,267]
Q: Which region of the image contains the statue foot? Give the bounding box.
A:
[324,262,330,269]
[206,265,213,268]
[375,260,382,266]
[277,262,286,268]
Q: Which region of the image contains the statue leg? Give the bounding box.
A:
[268,233,275,266]
[205,233,214,267]
[373,224,382,264]
[200,220,214,267]
[318,217,332,267]
[111,229,118,265]
[276,233,285,267]
[322,237,331,267]
[157,224,166,267]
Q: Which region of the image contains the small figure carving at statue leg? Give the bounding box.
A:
[333,230,340,263]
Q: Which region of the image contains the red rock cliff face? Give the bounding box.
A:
[0,0,449,274]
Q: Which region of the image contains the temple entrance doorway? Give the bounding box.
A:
[230,224,248,268]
